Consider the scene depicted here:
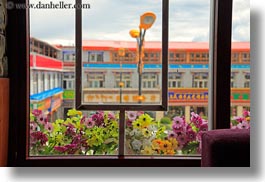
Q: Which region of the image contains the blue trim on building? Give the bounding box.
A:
[83,64,250,69]
[30,87,63,101]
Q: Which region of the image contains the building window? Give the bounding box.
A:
[168,72,182,88]
[87,72,105,88]
[190,52,208,63]
[169,52,186,62]
[231,52,239,63]
[241,52,250,63]
[88,52,104,62]
[231,72,236,88]
[33,71,38,94]
[114,72,131,88]
[143,73,159,88]
[193,72,208,88]
[244,72,250,88]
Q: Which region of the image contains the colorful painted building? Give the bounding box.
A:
[30,38,64,121]
[59,40,250,121]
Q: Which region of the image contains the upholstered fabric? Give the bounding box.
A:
[201,129,250,167]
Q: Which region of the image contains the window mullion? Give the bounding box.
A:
[209,0,233,129]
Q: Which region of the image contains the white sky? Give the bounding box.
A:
[29,0,250,46]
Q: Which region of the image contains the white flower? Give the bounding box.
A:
[130,129,141,137]
[131,139,142,151]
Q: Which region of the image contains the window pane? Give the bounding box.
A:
[81,0,163,105]
[230,0,250,129]
[29,0,119,156]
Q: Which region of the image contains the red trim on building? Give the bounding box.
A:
[30,53,63,70]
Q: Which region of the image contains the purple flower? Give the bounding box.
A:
[108,112,115,120]
[32,109,42,117]
[30,131,48,145]
[92,112,104,126]
[243,110,250,117]
[30,122,38,133]
[199,122,208,132]
[186,130,196,142]
[172,123,183,133]
[36,113,47,125]
[80,116,86,124]
[85,118,95,128]
[65,123,76,136]
[54,146,68,153]
[237,121,250,129]
[126,120,133,127]
[137,111,144,116]
[168,131,178,139]
[233,116,245,123]
[127,111,137,121]
[172,116,184,128]
[177,132,188,145]
[190,112,203,127]
[44,122,54,133]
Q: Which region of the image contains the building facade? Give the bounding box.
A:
[29,39,250,121]
[59,40,250,121]
[30,37,64,121]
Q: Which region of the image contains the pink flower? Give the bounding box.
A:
[186,130,196,142]
[172,116,184,128]
[85,118,95,128]
[233,116,244,123]
[54,146,68,153]
[237,121,250,129]
[177,132,188,145]
[108,112,115,120]
[191,115,203,128]
[168,131,178,139]
[37,113,47,125]
[243,110,250,117]
[126,120,133,127]
[199,122,208,132]
[30,131,48,145]
[137,111,144,116]
[172,123,183,133]
[127,111,137,121]
[92,112,104,126]
[44,122,54,133]
[30,122,38,133]
[32,109,42,117]
[80,116,86,124]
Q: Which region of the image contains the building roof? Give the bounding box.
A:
[82,40,250,51]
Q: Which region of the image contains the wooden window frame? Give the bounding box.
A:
[7,0,232,167]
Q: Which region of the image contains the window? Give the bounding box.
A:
[192,73,208,88]
[168,72,182,88]
[244,72,250,88]
[8,0,240,164]
[231,72,236,88]
[169,52,186,62]
[143,73,159,88]
[88,52,104,62]
[87,72,105,88]
[114,72,132,88]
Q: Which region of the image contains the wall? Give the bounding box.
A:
[0,0,7,77]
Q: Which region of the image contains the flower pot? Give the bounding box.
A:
[0,78,9,166]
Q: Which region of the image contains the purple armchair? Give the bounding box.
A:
[201,129,250,167]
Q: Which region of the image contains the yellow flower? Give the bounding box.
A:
[246,117,251,122]
[164,149,175,155]
[132,120,142,129]
[159,140,172,152]
[136,114,153,128]
[141,146,153,155]
[77,111,82,116]
[168,138,178,150]
[142,128,152,138]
